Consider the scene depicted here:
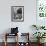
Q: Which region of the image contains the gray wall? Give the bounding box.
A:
[0,0,36,33]
[0,0,36,42]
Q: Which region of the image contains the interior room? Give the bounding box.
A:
[0,0,46,46]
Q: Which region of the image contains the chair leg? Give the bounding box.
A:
[4,41,7,46]
[4,33,7,46]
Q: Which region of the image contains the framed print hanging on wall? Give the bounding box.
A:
[11,6,24,22]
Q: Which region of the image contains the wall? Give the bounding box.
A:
[0,0,36,42]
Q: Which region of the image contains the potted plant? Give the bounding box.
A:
[33,32,46,43]
[32,25,39,30]
[40,26,45,29]
[32,24,45,30]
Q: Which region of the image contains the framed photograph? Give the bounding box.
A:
[11,6,24,22]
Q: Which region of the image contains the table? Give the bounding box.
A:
[4,33,18,46]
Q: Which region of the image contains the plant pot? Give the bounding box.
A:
[37,39,40,43]
[37,39,45,44]
[40,39,45,43]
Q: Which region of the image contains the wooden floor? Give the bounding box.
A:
[0,42,46,46]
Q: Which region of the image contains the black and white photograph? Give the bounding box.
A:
[11,6,24,22]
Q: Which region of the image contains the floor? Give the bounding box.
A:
[0,42,46,46]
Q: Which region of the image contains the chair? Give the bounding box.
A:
[4,33,18,46]
[18,33,30,46]
[4,27,19,46]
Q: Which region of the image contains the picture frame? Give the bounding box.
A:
[11,6,24,22]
